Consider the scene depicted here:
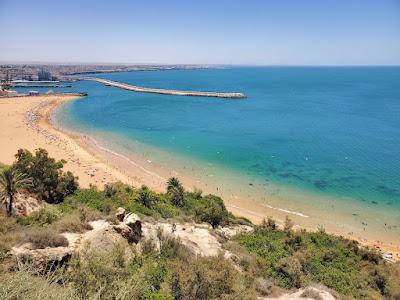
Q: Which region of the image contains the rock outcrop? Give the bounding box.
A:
[9,210,237,274]
[217,224,254,239]
[77,220,130,253]
[115,207,126,221]
[260,286,336,300]
[1,193,41,217]
[123,212,142,243]
[10,244,71,273]
[140,221,228,257]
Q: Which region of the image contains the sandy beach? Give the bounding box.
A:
[0,94,136,188]
[0,93,398,260]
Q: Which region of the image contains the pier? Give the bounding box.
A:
[82,77,245,99]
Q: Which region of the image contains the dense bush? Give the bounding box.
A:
[61,179,243,228]
[235,224,400,298]
[12,149,78,203]
[63,188,113,213]
[19,204,61,226]
[68,244,148,299]
[193,194,229,228]
[168,254,255,300]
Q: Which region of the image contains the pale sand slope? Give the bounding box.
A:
[0,94,137,188]
[0,94,398,260]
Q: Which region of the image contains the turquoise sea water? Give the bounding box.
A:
[24,67,400,230]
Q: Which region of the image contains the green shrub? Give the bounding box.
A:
[0,213,22,260]
[154,202,178,219]
[55,213,92,233]
[259,217,277,231]
[231,215,253,226]
[283,216,294,232]
[12,148,78,203]
[275,256,305,288]
[168,254,255,300]
[159,231,189,260]
[235,224,400,298]
[236,229,289,268]
[223,241,268,278]
[125,201,158,217]
[103,182,118,198]
[75,204,102,222]
[141,290,174,300]
[254,277,276,297]
[63,188,113,214]
[0,268,79,300]
[0,212,18,234]
[103,181,133,200]
[194,194,229,228]
[68,244,153,299]
[24,228,68,249]
[19,204,61,226]
[68,244,128,298]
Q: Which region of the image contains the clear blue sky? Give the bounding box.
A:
[0,0,399,65]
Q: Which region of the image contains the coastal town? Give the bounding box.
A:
[0,63,211,81]
[0,64,244,99]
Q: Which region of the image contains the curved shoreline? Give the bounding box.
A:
[51,97,400,260]
[82,77,246,99]
[0,93,398,260]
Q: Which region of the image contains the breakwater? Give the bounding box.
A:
[82,77,245,99]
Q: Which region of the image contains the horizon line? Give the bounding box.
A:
[1,61,399,67]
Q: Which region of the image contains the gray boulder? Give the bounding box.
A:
[123,213,142,243]
[115,207,126,222]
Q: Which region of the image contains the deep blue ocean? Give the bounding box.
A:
[19,67,400,211]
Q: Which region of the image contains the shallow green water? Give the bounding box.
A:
[51,67,399,206]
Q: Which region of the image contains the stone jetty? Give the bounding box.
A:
[82,77,246,99]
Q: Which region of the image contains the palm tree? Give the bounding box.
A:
[167,177,185,207]
[0,167,32,216]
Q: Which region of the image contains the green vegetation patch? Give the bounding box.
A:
[235,226,400,298]
[2,148,400,299]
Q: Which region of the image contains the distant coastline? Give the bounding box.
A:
[0,63,216,81]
